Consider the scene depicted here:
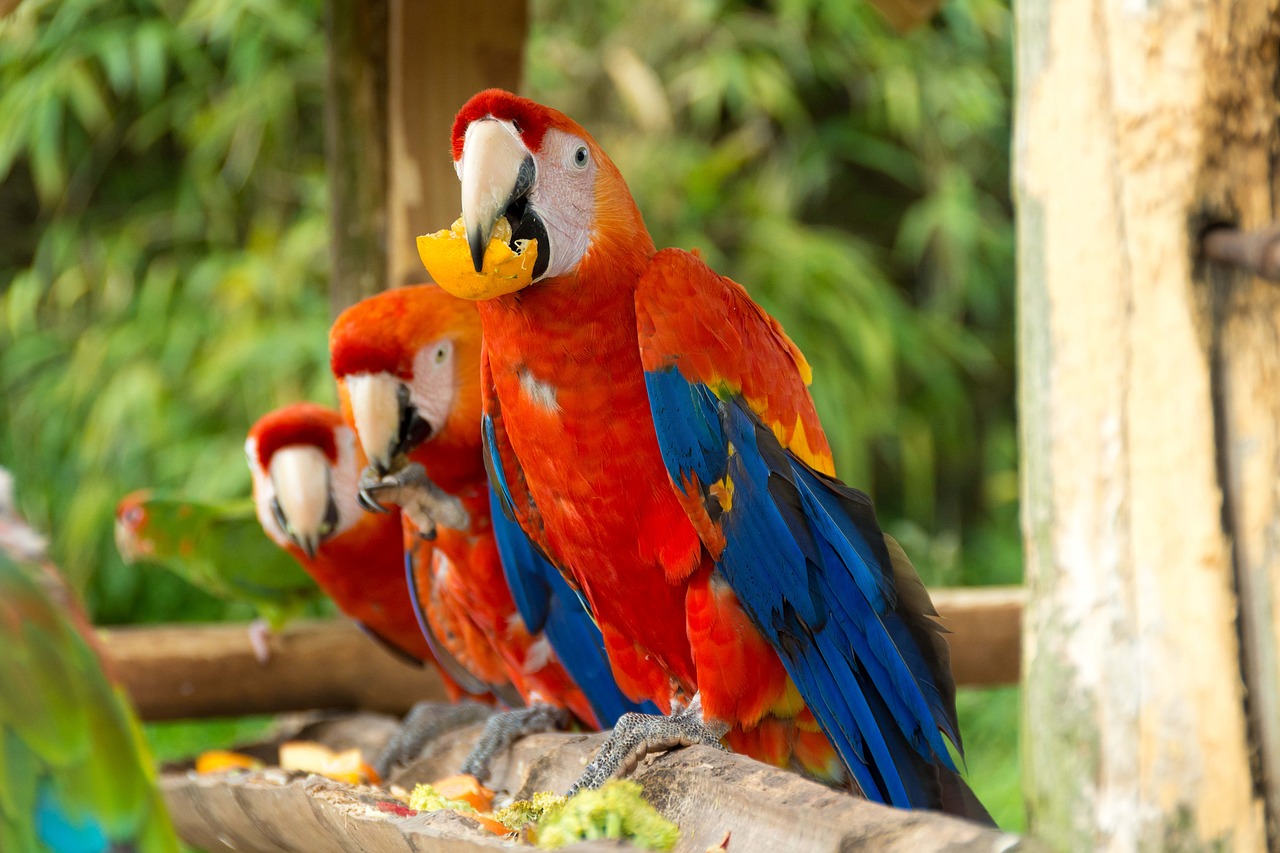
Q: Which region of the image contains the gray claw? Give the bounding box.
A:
[374,701,494,780]
[567,705,729,797]
[357,487,390,514]
[357,465,393,513]
[459,703,572,782]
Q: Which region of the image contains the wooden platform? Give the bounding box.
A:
[106,586,1024,721]
[164,711,1027,853]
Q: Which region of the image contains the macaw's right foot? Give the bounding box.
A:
[567,700,729,797]
[374,701,493,780]
[459,703,573,782]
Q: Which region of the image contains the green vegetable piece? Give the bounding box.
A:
[533,780,678,851]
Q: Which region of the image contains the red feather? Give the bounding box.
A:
[250,403,341,469]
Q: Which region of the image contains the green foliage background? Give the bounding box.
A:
[0,0,1020,829]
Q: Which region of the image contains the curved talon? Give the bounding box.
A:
[358,487,391,514]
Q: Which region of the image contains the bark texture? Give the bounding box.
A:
[1015,0,1278,849]
[164,711,1028,853]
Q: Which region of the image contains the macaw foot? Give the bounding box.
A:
[247,619,272,665]
[568,698,730,796]
[373,701,493,780]
[460,703,573,781]
[356,462,470,538]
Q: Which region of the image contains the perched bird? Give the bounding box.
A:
[114,489,320,661]
[2,470,180,852]
[246,402,490,704]
[417,89,988,820]
[330,284,654,777]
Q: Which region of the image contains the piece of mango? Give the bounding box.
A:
[417,217,538,300]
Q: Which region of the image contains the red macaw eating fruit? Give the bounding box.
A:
[245,402,501,706]
[330,284,656,777]
[418,89,989,821]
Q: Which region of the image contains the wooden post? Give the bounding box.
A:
[385,0,527,287]
[1015,0,1276,848]
[325,0,389,316]
[1201,5,1280,841]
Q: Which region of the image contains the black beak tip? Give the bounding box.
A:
[468,231,487,274]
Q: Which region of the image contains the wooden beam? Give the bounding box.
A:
[163,712,1022,853]
[933,585,1022,688]
[99,619,447,721]
[104,589,1022,723]
[385,0,527,287]
[325,0,389,316]
[1015,0,1273,846]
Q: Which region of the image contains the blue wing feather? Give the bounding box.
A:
[644,364,963,811]
[483,416,659,727]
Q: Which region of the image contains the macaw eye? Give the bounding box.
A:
[123,507,143,526]
[433,340,452,364]
[572,145,589,169]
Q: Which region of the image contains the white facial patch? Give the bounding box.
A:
[409,338,458,434]
[531,128,597,280]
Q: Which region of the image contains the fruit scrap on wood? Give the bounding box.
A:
[194,750,263,774]
[278,741,379,786]
[407,775,506,835]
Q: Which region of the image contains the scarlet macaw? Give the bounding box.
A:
[246,402,528,776]
[244,402,485,692]
[420,90,989,820]
[3,474,179,852]
[330,284,655,777]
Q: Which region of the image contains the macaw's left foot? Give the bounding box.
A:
[568,700,730,796]
[356,462,470,538]
[460,703,573,781]
[247,618,272,665]
[374,700,493,781]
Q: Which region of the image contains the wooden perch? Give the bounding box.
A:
[98,619,447,721]
[13,474,1013,723]
[934,585,1023,688]
[104,587,1024,722]
[164,711,1026,853]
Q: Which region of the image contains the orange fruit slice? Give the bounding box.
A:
[417,217,538,300]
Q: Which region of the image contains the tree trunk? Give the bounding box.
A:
[325,0,389,317]
[1015,0,1277,849]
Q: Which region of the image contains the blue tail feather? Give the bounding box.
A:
[643,365,978,816]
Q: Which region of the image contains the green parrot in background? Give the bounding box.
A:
[1,471,181,852]
[114,489,325,660]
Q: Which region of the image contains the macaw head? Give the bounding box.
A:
[329,284,482,481]
[245,404,362,560]
[448,89,654,297]
[114,490,155,563]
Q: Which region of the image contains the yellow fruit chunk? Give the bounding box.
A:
[431,774,495,813]
[417,217,538,300]
[195,749,264,774]
[407,779,508,836]
[278,741,379,785]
